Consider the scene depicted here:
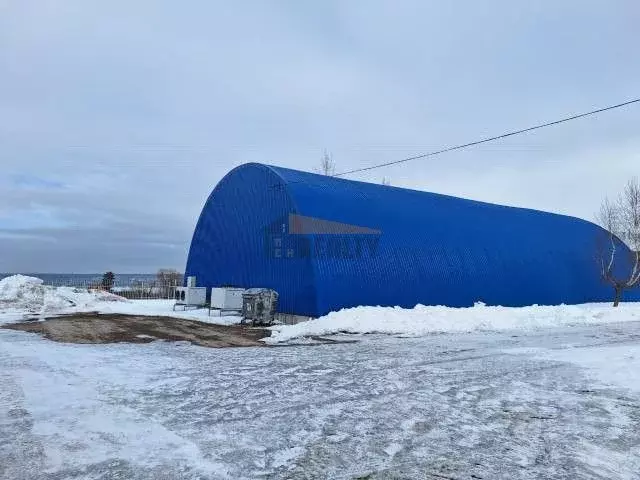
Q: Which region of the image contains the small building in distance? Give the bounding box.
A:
[185,163,640,317]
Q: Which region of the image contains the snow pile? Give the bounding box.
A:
[266,302,640,343]
[0,275,47,313]
[0,274,125,321]
[0,275,45,311]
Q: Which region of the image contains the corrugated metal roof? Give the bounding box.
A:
[185,163,640,316]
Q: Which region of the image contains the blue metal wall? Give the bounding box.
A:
[186,163,640,316]
[185,164,317,314]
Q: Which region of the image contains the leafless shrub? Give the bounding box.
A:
[596,177,640,306]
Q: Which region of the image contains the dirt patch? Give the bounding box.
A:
[2,313,270,348]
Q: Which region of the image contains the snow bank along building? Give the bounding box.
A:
[185,163,639,317]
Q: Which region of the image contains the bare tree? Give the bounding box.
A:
[381,177,391,186]
[316,150,335,176]
[156,268,183,298]
[596,177,640,306]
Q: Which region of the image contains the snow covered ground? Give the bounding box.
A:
[0,275,240,326]
[4,275,640,342]
[2,322,640,479]
[3,276,640,478]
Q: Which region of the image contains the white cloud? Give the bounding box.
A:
[0,0,639,271]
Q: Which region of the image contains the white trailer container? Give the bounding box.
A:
[209,287,245,315]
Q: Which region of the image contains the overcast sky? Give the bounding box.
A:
[1,1,639,273]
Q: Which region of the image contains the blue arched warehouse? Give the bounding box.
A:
[185,163,639,317]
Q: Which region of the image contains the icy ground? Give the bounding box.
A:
[2,323,640,479]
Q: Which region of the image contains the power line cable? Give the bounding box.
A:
[330,97,640,178]
[200,98,640,238]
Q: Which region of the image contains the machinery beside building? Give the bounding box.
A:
[241,288,278,326]
[171,279,282,325]
[209,287,245,316]
[173,276,207,310]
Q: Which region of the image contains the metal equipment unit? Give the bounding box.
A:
[241,288,278,326]
[209,287,245,316]
[173,281,207,310]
